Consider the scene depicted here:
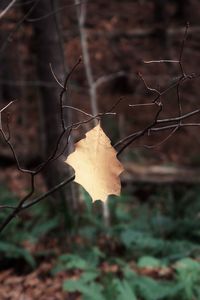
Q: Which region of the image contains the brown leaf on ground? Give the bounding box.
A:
[0,262,75,300]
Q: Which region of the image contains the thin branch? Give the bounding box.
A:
[1,24,200,234]
[94,71,127,89]
[23,175,75,209]
[0,100,16,130]
[0,174,35,232]
[59,57,82,132]
[0,60,82,232]
[63,105,93,117]
[0,129,35,174]
[116,103,163,156]
[179,22,189,76]
[0,0,41,56]
[0,0,17,19]
[144,126,179,149]
[151,123,200,132]
[144,60,179,64]
[157,109,200,124]
[26,1,87,22]
[0,100,16,113]
[34,58,82,173]
[107,97,125,113]
[49,63,64,89]
[138,72,161,96]
[0,205,16,210]
[0,100,34,174]
[129,103,156,108]
[115,105,200,154]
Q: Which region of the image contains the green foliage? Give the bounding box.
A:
[56,184,200,300]
[0,241,35,267]
[0,186,59,267]
[133,275,180,300]
[108,186,200,261]
[137,256,162,268]
[63,275,104,300]
[52,247,104,275]
[61,256,200,300]
[2,183,200,299]
[62,255,188,300]
[174,258,200,300]
[52,254,91,274]
[113,279,137,300]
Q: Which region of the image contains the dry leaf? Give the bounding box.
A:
[65,123,124,202]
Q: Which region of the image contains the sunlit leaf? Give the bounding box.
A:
[65,123,124,202]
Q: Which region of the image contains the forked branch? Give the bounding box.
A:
[1,25,200,233]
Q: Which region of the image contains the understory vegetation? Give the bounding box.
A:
[1,183,200,300]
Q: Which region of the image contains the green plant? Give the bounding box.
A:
[63,274,104,300]
[174,258,200,300]
[0,186,59,267]
[54,184,200,299]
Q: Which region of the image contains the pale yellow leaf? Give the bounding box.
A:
[65,124,124,202]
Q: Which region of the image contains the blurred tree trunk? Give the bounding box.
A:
[0,1,22,104]
[175,0,189,20]
[28,0,74,209]
[154,0,167,45]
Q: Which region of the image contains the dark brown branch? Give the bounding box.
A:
[116,102,163,156]
[0,174,35,232]
[0,0,41,56]
[179,22,189,77]
[0,129,35,174]
[1,25,200,234]
[0,0,17,19]
[23,174,75,209]
[0,60,81,232]
[157,109,200,124]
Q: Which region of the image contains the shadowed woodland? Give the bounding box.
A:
[1,0,200,299]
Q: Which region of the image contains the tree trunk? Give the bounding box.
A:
[29,0,74,208]
[0,1,22,104]
[154,0,167,45]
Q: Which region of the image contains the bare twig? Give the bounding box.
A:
[0,0,17,19]
[144,60,179,64]
[157,108,200,124]
[0,60,81,232]
[0,0,41,56]
[144,126,179,149]
[26,1,87,22]
[23,175,75,209]
[116,102,163,155]
[1,24,200,234]
[114,25,199,155]
[0,174,35,232]
[179,22,189,76]
[63,105,93,117]
[49,63,64,89]
[0,100,16,130]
